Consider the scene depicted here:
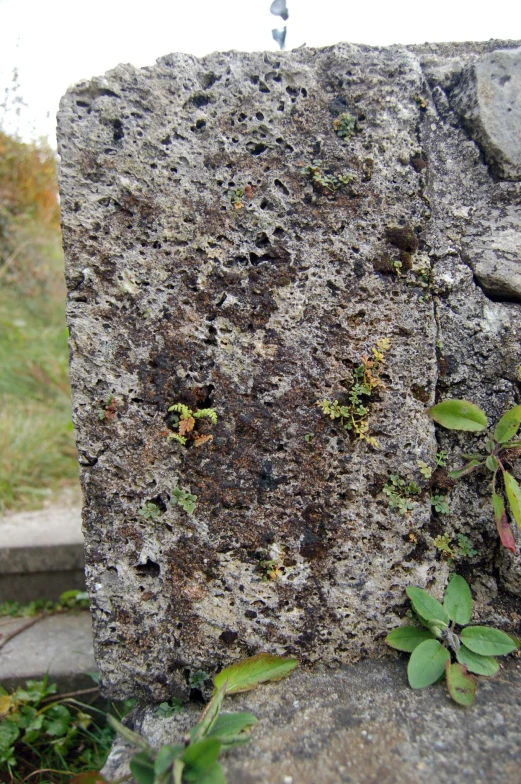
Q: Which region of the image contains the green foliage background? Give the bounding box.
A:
[0,127,78,511]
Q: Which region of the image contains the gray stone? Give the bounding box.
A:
[103,658,521,784]
[57,40,521,702]
[451,47,521,181]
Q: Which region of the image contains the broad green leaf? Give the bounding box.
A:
[154,744,184,776]
[504,472,521,528]
[494,405,521,443]
[461,626,520,656]
[107,715,152,752]
[406,587,449,628]
[407,639,450,688]
[44,705,71,737]
[443,574,472,626]
[445,662,476,706]
[428,399,487,432]
[385,626,435,652]
[207,712,258,738]
[45,717,70,737]
[492,492,516,553]
[129,752,155,784]
[196,762,227,784]
[0,721,19,751]
[182,738,221,781]
[68,773,108,784]
[486,455,499,472]
[213,653,298,695]
[503,440,521,449]
[456,644,499,676]
[448,460,482,480]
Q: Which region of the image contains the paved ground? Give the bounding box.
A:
[0,488,85,601]
[0,487,83,548]
[104,656,521,784]
[0,611,95,690]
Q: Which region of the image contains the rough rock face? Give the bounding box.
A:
[451,47,521,181]
[57,40,521,700]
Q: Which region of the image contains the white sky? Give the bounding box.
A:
[1,0,520,144]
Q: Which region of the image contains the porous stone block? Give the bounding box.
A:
[57,40,521,700]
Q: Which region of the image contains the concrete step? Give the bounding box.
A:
[0,611,96,691]
[104,657,521,784]
[0,491,85,602]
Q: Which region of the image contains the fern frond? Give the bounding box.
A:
[193,408,218,425]
[168,432,187,445]
[168,403,192,419]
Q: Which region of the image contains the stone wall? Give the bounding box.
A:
[57,40,521,700]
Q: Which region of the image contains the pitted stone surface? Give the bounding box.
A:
[57,40,521,700]
[451,47,521,181]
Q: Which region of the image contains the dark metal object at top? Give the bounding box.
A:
[270,0,289,21]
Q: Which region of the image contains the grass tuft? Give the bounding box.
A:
[0,234,79,512]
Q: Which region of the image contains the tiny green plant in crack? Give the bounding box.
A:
[138,501,162,520]
[383,474,421,515]
[430,494,450,515]
[167,402,217,446]
[299,159,355,194]
[97,394,118,421]
[316,338,390,447]
[139,485,197,520]
[434,532,477,564]
[429,399,521,553]
[229,187,244,209]
[386,575,519,706]
[332,112,358,140]
[172,486,198,515]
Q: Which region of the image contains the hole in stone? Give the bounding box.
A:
[246,141,268,156]
[135,559,160,578]
[200,384,215,408]
[274,179,289,195]
[112,119,124,142]
[191,93,210,108]
[200,72,218,89]
[255,232,270,248]
[205,325,218,346]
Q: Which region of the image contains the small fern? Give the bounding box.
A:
[167,402,217,446]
